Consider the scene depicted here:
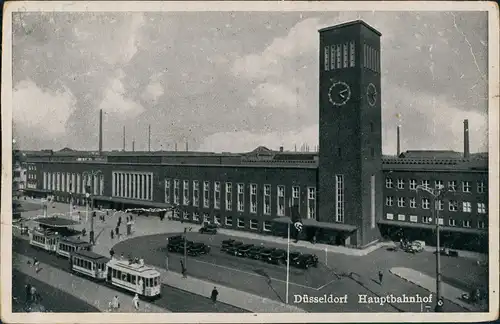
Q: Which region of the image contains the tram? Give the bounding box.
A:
[106,258,162,298]
[29,229,59,252]
[56,236,92,258]
[70,250,110,280]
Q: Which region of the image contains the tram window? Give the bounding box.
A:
[144,279,148,287]
[112,269,116,277]
[149,278,153,287]
[131,275,136,284]
[127,274,131,282]
[122,273,127,281]
[92,263,96,270]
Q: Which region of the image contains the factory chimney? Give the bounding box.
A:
[148,125,151,152]
[98,109,103,154]
[464,119,470,159]
[185,141,189,152]
[132,140,135,152]
[122,126,126,151]
[175,143,178,152]
[397,125,401,157]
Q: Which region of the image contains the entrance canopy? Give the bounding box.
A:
[377,219,486,235]
[35,217,80,227]
[272,217,357,232]
[23,188,53,194]
[92,195,172,209]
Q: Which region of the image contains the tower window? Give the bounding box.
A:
[349,41,355,67]
[343,43,348,68]
[330,45,336,70]
[370,147,375,158]
[337,147,342,158]
[363,44,367,68]
[324,46,329,71]
[336,44,341,69]
[370,122,374,133]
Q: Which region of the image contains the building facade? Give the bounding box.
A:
[21,20,489,252]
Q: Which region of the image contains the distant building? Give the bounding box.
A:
[22,20,489,252]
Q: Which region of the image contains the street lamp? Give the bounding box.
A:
[415,184,451,312]
[82,170,102,245]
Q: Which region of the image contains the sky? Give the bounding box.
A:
[11,10,489,154]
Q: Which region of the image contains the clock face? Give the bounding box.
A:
[366,83,378,106]
[328,80,351,106]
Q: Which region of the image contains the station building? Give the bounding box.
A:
[21,20,489,252]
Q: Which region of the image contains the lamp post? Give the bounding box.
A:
[415,184,450,312]
[82,170,102,245]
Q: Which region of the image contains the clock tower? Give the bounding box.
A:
[318,20,383,247]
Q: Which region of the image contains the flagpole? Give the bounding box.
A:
[286,221,290,304]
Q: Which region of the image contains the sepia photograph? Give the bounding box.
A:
[1,1,498,323]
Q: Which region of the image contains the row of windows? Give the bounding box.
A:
[31,234,56,245]
[28,165,37,171]
[110,269,159,287]
[386,213,487,229]
[385,196,487,214]
[363,44,379,73]
[28,174,36,179]
[385,178,486,194]
[165,179,317,219]
[43,172,104,195]
[335,175,344,223]
[173,211,274,232]
[112,172,154,201]
[324,41,355,71]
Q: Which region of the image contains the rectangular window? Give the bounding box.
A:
[477,181,485,193]
[237,183,244,212]
[448,180,457,191]
[422,198,430,209]
[343,43,348,68]
[422,216,431,224]
[478,221,486,229]
[386,213,394,220]
[225,182,232,211]
[435,199,444,211]
[386,196,394,206]
[449,218,456,226]
[363,43,367,67]
[324,46,329,71]
[421,180,429,188]
[330,45,336,69]
[202,213,209,224]
[250,219,258,230]
[477,202,487,214]
[410,215,418,222]
[183,180,190,206]
[367,46,371,70]
[435,180,444,190]
[397,179,404,189]
[463,220,471,228]
[385,178,393,188]
[397,197,405,208]
[203,181,210,208]
[263,221,272,232]
[264,184,271,215]
[438,218,444,225]
[214,215,221,225]
[193,180,199,207]
[183,211,189,220]
[349,41,355,67]
[307,187,316,219]
[237,218,245,228]
[462,181,471,193]
[277,185,285,216]
[409,179,417,190]
[449,200,458,212]
[173,179,180,205]
[462,201,472,213]
[250,184,257,214]
[370,175,376,228]
[164,179,171,203]
[335,175,344,222]
[214,181,221,209]
[336,44,341,68]
[397,214,405,221]
[292,186,300,208]
[193,212,200,222]
[43,172,47,189]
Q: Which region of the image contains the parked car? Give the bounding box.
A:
[235,244,255,257]
[168,239,193,253]
[259,248,276,262]
[246,246,266,260]
[288,251,302,265]
[188,242,211,256]
[199,223,218,235]
[268,249,287,265]
[405,240,424,253]
[225,241,245,255]
[293,253,319,269]
[221,239,243,252]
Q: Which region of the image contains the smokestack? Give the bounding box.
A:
[185,141,189,152]
[123,126,126,152]
[464,119,470,159]
[132,140,135,152]
[148,125,151,152]
[175,143,178,151]
[294,144,297,152]
[397,125,401,157]
[99,109,103,154]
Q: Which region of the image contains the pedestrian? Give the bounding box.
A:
[378,270,384,285]
[110,248,115,259]
[133,293,139,311]
[112,295,120,312]
[30,286,36,302]
[34,257,40,273]
[25,283,32,302]
[110,229,114,240]
[115,226,119,236]
[120,253,124,260]
[180,260,187,278]
[211,287,218,304]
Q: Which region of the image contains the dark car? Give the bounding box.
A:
[235,244,254,257]
[246,246,266,260]
[188,242,211,256]
[259,248,276,262]
[168,239,193,253]
[221,239,243,252]
[295,253,319,269]
[199,223,218,235]
[288,251,302,264]
[268,249,287,265]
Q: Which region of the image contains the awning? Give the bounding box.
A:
[23,188,53,193]
[92,195,172,209]
[36,217,80,227]
[377,219,487,235]
[272,217,357,232]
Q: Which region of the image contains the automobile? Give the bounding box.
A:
[199,223,218,235]
[268,249,287,265]
[221,239,243,252]
[168,239,193,253]
[246,246,266,260]
[295,253,319,269]
[258,248,276,262]
[405,240,424,253]
[287,251,302,265]
[235,244,254,257]
[188,242,211,256]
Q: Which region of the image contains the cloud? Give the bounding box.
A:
[13,79,76,135]
[98,74,145,118]
[142,81,165,103]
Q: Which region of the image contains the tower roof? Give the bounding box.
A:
[318,20,382,36]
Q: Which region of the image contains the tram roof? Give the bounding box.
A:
[73,250,109,262]
[60,236,92,245]
[35,217,80,227]
[107,258,160,277]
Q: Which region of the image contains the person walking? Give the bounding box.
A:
[110,229,114,240]
[112,295,120,312]
[25,284,32,302]
[180,260,187,278]
[133,294,140,311]
[110,248,115,259]
[34,257,40,273]
[211,287,218,304]
[30,286,37,302]
[378,270,384,285]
